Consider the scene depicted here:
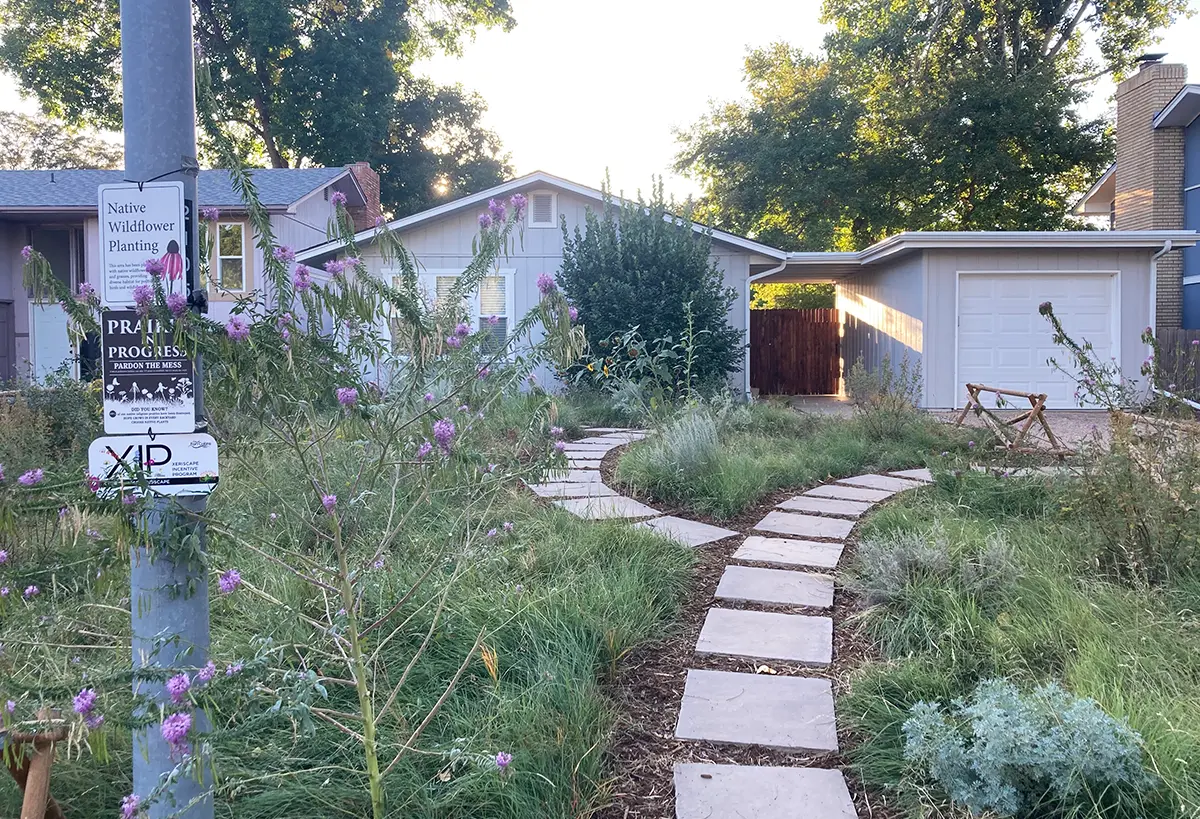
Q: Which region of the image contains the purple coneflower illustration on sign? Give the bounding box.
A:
[160,240,185,293]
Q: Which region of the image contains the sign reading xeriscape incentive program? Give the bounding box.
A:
[102,309,195,435]
[88,432,219,498]
[98,181,186,307]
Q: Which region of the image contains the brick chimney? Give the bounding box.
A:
[345,162,383,232]
[1114,59,1187,328]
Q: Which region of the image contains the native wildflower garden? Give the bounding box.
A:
[3,162,1200,819]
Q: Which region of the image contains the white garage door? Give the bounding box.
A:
[957,272,1115,408]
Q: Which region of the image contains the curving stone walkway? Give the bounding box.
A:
[528,430,935,817]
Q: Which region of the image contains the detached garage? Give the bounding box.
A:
[752,231,1199,409]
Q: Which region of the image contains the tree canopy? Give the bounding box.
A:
[0,0,513,215]
[677,0,1188,251]
[0,111,123,170]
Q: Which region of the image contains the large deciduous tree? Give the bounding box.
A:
[677,0,1188,250]
[0,111,122,169]
[0,0,513,215]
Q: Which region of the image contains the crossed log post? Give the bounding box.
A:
[3,708,68,819]
[953,383,1073,458]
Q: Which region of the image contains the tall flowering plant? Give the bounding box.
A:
[7,69,585,819]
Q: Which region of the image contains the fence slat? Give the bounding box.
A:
[750,309,840,395]
[1153,329,1200,394]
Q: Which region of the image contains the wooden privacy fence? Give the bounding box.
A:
[1152,328,1200,394]
[750,308,840,395]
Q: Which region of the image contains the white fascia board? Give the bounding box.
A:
[857,231,1200,263]
[1070,163,1116,216]
[1153,85,1200,128]
[286,169,361,214]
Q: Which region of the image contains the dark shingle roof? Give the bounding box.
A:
[0,167,349,210]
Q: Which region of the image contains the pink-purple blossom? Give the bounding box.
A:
[424,392,435,402]
[487,198,507,222]
[536,273,556,295]
[322,494,337,513]
[478,212,493,230]
[487,314,499,325]
[144,258,166,277]
[18,468,43,486]
[166,292,188,317]
[331,191,348,206]
[0,588,8,598]
[478,367,490,379]
[197,661,217,683]
[273,246,296,263]
[121,793,141,819]
[495,751,513,771]
[568,306,578,322]
[433,419,456,452]
[510,193,527,216]
[503,521,514,533]
[336,387,359,407]
[554,441,566,453]
[23,585,40,599]
[161,711,191,750]
[73,687,97,715]
[20,245,32,261]
[200,207,220,222]
[4,700,14,714]
[486,528,498,539]
[445,335,462,349]
[77,281,96,302]
[0,551,6,565]
[324,259,346,276]
[225,315,251,342]
[132,284,154,316]
[416,441,433,460]
[218,568,242,594]
[226,662,243,676]
[166,673,191,704]
[455,322,471,337]
[293,265,313,292]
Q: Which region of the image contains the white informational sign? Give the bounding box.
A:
[98,182,186,307]
[88,433,219,498]
[101,309,195,435]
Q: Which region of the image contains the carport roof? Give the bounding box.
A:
[754,230,1200,282]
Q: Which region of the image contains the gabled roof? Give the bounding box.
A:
[0,167,360,211]
[1154,84,1200,128]
[1071,163,1116,216]
[297,170,789,262]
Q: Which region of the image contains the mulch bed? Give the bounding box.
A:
[593,441,905,819]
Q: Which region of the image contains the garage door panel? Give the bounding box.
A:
[958,273,1114,408]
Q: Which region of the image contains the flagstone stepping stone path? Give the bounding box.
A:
[525,428,936,816]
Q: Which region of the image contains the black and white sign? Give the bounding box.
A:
[88,433,219,497]
[98,182,187,307]
[102,310,195,435]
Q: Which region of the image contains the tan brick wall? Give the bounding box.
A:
[1114,62,1187,329]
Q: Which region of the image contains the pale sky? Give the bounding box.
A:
[0,0,1196,202]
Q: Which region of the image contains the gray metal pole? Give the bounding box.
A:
[120,1,212,816]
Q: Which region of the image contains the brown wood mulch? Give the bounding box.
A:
[591,440,904,819]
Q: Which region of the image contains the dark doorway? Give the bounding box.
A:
[750,308,841,395]
[0,301,14,382]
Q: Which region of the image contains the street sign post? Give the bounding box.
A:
[88,433,219,498]
[98,182,186,307]
[101,310,195,434]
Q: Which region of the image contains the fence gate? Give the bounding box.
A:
[750,308,840,395]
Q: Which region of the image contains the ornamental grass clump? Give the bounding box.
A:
[903,679,1156,817]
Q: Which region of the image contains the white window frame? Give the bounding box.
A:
[215,222,249,293]
[527,190,557,228]
[414,268,517,352]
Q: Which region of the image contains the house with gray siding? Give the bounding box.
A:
[302,170,1196,409]
[0,163,379,382]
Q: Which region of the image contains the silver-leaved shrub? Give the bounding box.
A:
[903,679,1155,817]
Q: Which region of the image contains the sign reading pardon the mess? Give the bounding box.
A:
[101,309,195,435]
[98,182,186,307]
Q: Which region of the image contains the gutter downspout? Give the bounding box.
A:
[1150,239,1172,335]
[744,256,789,400]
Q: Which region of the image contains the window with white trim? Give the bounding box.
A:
[413,269,516,354]
[215,223,247,291]
[528,191,556,228]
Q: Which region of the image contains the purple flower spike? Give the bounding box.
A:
[132,284,154,316]
[23,585,38,599]
[218,568,242,594]
[322,494,337,513]
[200,207,220,222]
[331,191,348,206]
[487,528,498,539]
[487,198,507,222]
[225,315,251,342]
[445,335,462,349]
[18,468,43,486]
[433,418,456,453]
[73,687,97,715]
[20,245,33,261]
[455,322,471,337]
[509,193,527,216]
[568,306,579,322]
[293,264,313,292]
[478,212,493,230]
[554,441,566,453]
[416,441,433,460]
[77,281,96,302]
[144,258,165,277]
[165,673,191,704]
[503,521,514,533]
[197,661,217,683]
[536,273,556,295]
[161,711,191,750]
[495,751,513,772]
[121,794,141,819]
[4,700,14,714]
[273,246,296,263]
[336,387,359,407]
[424,392,435,403]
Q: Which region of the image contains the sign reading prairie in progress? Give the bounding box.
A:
[102,309,195,435]
[98,181,186,306]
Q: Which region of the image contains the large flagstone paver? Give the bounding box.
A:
[566,458,604,469]
[562,442,618,451]
[553,495,660,520]
[546,469,604,483]
[754,510,854,540]
[838,474,926,493]
[805,483,894,503]
[696,608,832,666]
[674,764,856,819]
[526,482,619,498]
[732,536,843,570]
[777,495,874,518]
[675,669,838,752]
[890,467,934,482]
[573,436,631,445]
[715,565,834,608]
[633,516,739,547]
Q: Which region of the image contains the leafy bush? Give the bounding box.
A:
[845,353,923,440]
[904,679,1156,817]
[558,181,742,388]
[750,282,835,310]
[16,369,101,454]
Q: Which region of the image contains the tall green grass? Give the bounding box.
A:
[843,473,1200,817]
[616,403,973,519]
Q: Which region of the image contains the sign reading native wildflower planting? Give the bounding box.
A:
[101,309,196,434]
[98,182,186,307]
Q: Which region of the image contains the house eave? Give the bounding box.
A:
[1153,84,1200,128]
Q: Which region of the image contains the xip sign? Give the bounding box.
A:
[88,433,219,498]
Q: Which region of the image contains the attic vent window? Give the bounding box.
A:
[528,191,556,227]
